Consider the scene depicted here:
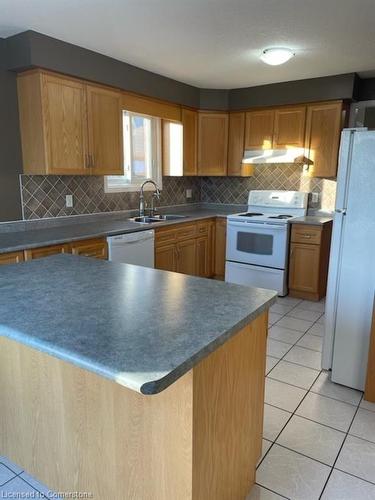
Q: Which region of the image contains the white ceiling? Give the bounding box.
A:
[1,0,375,89]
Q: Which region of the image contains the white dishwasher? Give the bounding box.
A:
[107,230,155,268]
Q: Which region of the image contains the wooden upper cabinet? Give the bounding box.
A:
[273,106,306,148]
[305,101,343,178]
[227,112,245,176]
[86,85,123,175]
[17,70,123,176]
[182,108,198,176]
[198,112,229,176]
[245,110,274,150]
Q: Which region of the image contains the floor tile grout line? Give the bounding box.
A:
[258,368,322,470]
[19,474,51,497]
[269,441,335,469]
[318,394,366,498]
[267,374,319,392]
[333,467,375,487]
[0,471,26,489]
[0,461,24,475]
[253,481,291,499]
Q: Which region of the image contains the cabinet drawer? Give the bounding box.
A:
[175,224,197,241]
[197,221,210,236]
[70,238,108,259]
[0,251,24,265]
[155,228,177,246]
[291,225,322,245]
[24,243,70,261]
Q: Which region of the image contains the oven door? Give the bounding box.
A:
[226,221,288,269]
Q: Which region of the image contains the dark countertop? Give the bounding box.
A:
[0,254,276,394]
[291,216,333,226]
[0,207,237,255]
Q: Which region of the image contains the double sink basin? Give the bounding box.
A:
[130,214,189,224]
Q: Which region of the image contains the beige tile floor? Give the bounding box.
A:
[1,297,375,499]
[252,296,375,500]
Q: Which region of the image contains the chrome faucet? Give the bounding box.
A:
[139,180,161,217]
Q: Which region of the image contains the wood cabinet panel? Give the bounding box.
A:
[228,112,245,176]
[365,298,375,403]
[305,102,343,178]
[198,112,228,176]
[176,239,197,276]
[273,106,306,148]
[42,74,88,174]
[289,243,320,294]
[70,238,108,260]
[214,218,227,279]
[0,252,24,265]
[182,108,198,176]
[175,224,197,241]
[155,243,177,272]
[244,110,274,150]
[196,237,210,278]
[24,244,70,261]
[291,225,322,245]
[86,85,123,175]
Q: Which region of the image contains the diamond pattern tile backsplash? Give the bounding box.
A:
[20,165,336,220]
[21,175,201,219]
[201,164,337,211]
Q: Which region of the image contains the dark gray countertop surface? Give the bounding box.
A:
[0,207,237,255]
[0,255,276,394]
[292,216,333,225]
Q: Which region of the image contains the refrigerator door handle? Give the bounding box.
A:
[335,209,347,215]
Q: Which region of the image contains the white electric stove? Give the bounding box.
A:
[225,190,308,296]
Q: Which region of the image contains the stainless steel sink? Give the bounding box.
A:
[130,214,189,224]
[152,214,189,221]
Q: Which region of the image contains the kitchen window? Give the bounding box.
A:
[105,111,162,192]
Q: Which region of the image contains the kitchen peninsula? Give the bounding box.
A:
[0,254,275,500]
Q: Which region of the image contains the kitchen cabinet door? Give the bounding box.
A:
[196,236,210,277]
[70,238,108,259]
[24,243,70,261]
[289,243,320,294]
[304,102,343,178]
[214,218,227,279]
[182,108,198,176]
[198,112,228,176]
[227,112,246,176]
[244,110,274,150]
[155,243,177,272]
[0,251,24,265]
[273,106,306,148]
[176,239,197,275]
[42,74,88,175]
[86,85,123,175]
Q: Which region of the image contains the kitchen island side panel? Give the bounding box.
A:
[0,311,267,500]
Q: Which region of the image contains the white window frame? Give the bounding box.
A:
[105,111,162,193]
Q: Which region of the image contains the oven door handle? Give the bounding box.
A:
[228,221,287,230]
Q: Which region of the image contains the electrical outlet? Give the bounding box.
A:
[311,192,320,204]
[65,194,73,208]
[186,189,192,199]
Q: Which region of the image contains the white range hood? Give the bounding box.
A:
[242,148,313,165]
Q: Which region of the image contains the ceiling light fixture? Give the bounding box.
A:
[260,48,295,66]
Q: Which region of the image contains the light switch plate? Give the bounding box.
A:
[186,189,192,199]
[65,194,73,208]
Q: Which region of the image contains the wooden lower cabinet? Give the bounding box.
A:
[288,222,332,301]
[0,251,25,265]
[70,238,108,260]
[155,219,217,278]
[155,243,177,272]
[177,239,197,275]
[24,243,70,261]
[214,218,227,280]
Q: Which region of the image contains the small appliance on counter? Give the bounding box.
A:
[225,190,308,295]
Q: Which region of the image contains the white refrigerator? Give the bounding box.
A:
[322,128,375,391]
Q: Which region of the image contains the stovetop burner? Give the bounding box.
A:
[240,212,264,217]
[268,214,293,219]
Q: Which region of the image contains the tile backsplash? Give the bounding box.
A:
[21,175,201,219]
[201,165,336,211]
[20,165,336,220]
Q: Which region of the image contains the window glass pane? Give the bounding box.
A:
[131,115,152,181]
[237,232,273,255]
[168,122,183,176]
